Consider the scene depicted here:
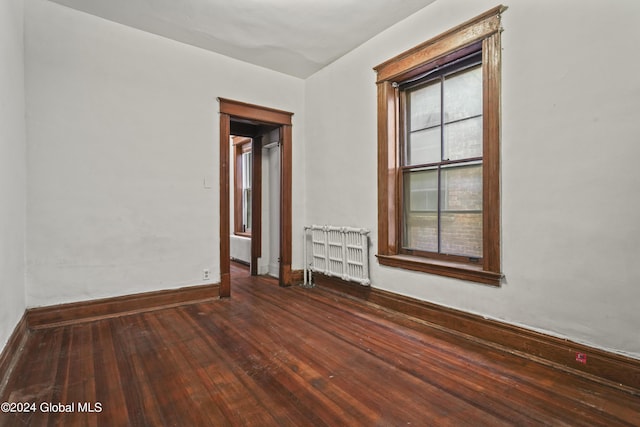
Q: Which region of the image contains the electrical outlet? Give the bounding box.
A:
[575,352,587,364]
[203,269,210,281]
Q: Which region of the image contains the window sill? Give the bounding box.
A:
[376,254,502,286]
[234,232,251,238]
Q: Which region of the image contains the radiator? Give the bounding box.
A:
[303,225,371,287]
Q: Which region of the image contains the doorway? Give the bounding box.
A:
[218,98,294,297]
[229,128,279,277]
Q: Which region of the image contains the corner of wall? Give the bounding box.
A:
[0,0,27,353]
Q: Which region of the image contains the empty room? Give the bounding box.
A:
[1,0,639,425]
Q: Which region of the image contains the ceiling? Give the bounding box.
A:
[48,0,437,78]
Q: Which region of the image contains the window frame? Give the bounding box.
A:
[233,137,252,237]
[373,5,506,286]
[400,58,484,261]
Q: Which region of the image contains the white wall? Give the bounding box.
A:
[305,0,640,359]
[230,235,251,265]
[24,0,305,307]
[258,129,281,277]
[265,142,281,278]
[0,0,27,351]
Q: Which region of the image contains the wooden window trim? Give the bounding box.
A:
[374,5,506,286]
[233,137,252,237]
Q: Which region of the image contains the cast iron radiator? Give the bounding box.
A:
[303,225,370,287]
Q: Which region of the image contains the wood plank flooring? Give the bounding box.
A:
[1,263,639,426]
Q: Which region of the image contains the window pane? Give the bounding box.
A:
[441,164,482,211]
[441,164,482,257]
[444,65,482,123]
[242,151,252,189]
[409,81,441,131]
[441,212,482,257]
[243,188,251,232]
[403,170,438,251]
[405,169,438,211]
[404,212,438,252]
[241,149,252,233]
[444,116,482,161]
[407,127,440,165]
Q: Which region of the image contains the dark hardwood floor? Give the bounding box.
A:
[1,263,639,426]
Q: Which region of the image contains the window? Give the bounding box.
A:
[374,6,506,285]
[403,56,483,259]
[233,137,252,236]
